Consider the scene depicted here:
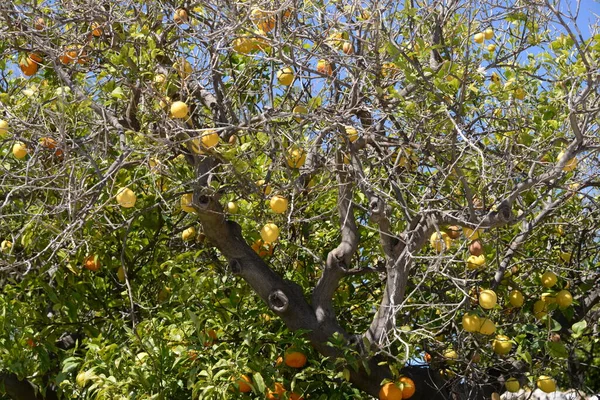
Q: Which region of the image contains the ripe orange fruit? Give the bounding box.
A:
[316,59,333,76]
[424,352,431,363]
[40,137,57,149]
[91,22,103,37]
[59,49,78,65]
[84,255,100,271]
[251,239,274,257]
[234,375,252,393]
[19,54,41,76]
[266,382,286,400]
[284,351,307,368]
[379,382,402,400]
[399,376,415,399]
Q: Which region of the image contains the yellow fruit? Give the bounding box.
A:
[173,60,193,78]
[556,290,573,308]
[536,376,556,393]
[479,289,497,309]
[277,67,294,86]
[0,120,8,136]
[463,227,482,240]
[270,195,288,214]
[316,59,333,76]
[287,147,306,168]
[260,223,279,243]
[492,335,513,355]
[443,349,458,364]
[116,187,136,208]
[201,130,219,149]
[508,290,524,308]
[250,8,275,34]
[345,126,359,142]
[379,382,402,400]
[153,73,166,85]
[505,377,520,393]
[478,318,496,335]
[12,142,28,159]
[182,226,196,241]
[430,231,451,253]
[462,313,481,333]
[474,32,485,43]
[557,150,577,172]
[467,254,485,269]
[227,201,239,214]
[1,240,12,253]
[232,37,259,54]
[484,28,494,40]
[533,300,547,319]
[170,101,189,119]
[173,8,189,24]
[181,193,195,213]
[541,292,556,304]
[487,44,496,52]
[256,180,272,195]
[292,105,308,122]
[541,271,558,288]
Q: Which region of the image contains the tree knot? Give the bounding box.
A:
[268,289,289,313]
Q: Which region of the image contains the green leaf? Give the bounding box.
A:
[111,87,125,99]
[546,341,568,358]
[571,320,587,338]
[253,372,265,393]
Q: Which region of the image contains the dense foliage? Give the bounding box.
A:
[1,0,599,399]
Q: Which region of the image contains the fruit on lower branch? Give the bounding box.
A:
[379,382,402,400]
[201,130,220,149]
[284,351,307,368]
[270,195,288,214]
[556,289,573,308]
[541,271,557,288]
[430,231,451,253]
[170,101,189,119]
[181,193,195,213]
[536,376,556,393]
[478,318,496,335]
[316,59,333,76]
[469,240,483,256]
[181,227,196,241]
[116,187,136,208]
[505,377,520,393]
[227,201,239,214]
[508,290,524,308]
[533,300,548,319]
[467,254,485,269]
[260,223,280,243]
[12,142,28,159]
[492,334,513,355]
[277,67,294,86]
[462,313,481,333]
[478,289,497,309]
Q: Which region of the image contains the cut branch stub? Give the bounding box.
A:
[229,258,242,274]
[268,289,289,313]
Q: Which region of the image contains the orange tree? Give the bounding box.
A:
[1,0,599,399]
